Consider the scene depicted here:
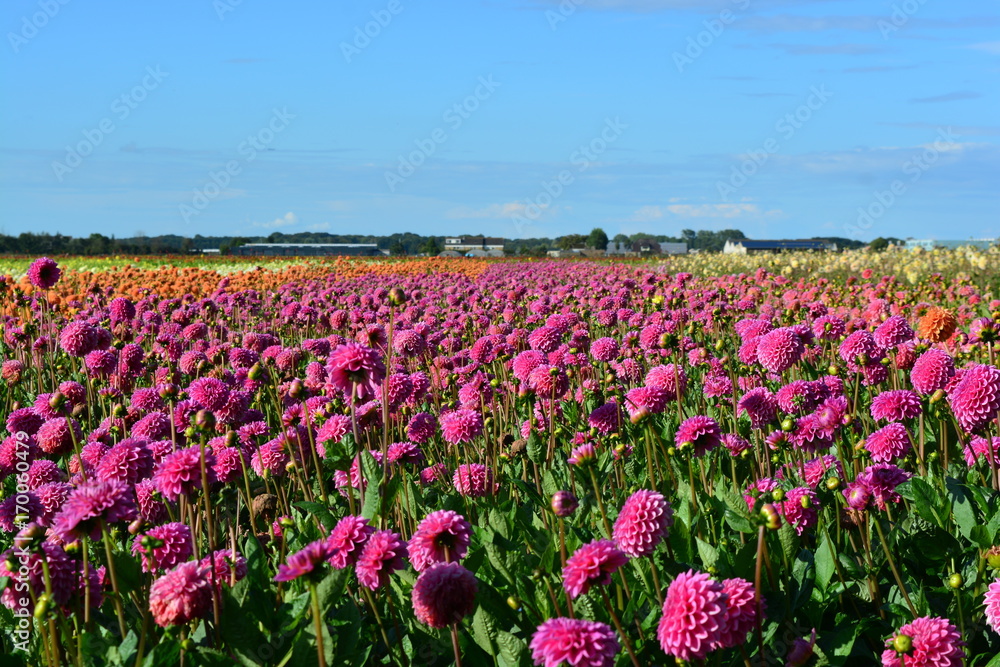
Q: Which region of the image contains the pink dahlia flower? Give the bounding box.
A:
[910,349,955,395]
[27,257,61,289]
[985,579,1000,635]
[153,445,217,501]
[871,390,922,422]
[780,487,819,536]
[275,539,332,582]
[865,422,912,463]
[657,569,728,662]
[530,617,619,667]
[52,479,137,542]
[874,315,914,348]
[132,522,194,573]
[717,577,759,649]
[588,402,621,435]
[327,343,385,401]
[149,561,213,627]
[880,616,963,667]
[675,415,722,456]
[738,387,778,429]
[612,489,673,557]
[411,561,477,628]
[326,515,374,569]
[756,327,804,373]
[645,364,687,400]
[409,510,471,572]
[562,539,628,599]
[948,364,1000,433]
[356,530,407,590]
[453,464,497,497]
[440,409,484,444]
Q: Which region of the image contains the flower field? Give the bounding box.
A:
[3,254,1000,666]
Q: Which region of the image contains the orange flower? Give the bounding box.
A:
[917,307,957,343]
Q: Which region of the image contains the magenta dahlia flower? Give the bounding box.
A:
[738,387,778,429]
[132,522,194,572]
[657,569,728,662]
[717,577,759,649]
[880,616,963,667]
[871,390,922,422]
[756,327,804,373]
[865,422,912,463]
[910,349,955,395]
[411,561,478,628]
[780,487,818,536]
[275,539,332,582]
[188,377,230,412]
[149,561,213,627]
[440,409,484,444]
[985,579,1000,635]
[356,530,407,590]
[588,402,621,434]
[409,510,471,572]
[153,445,218,501]
[675,415,722,456]
[561,539,628,599]
[326,515,374,569]
[27,257,61,289]
[52,479,137,542]
[453,463,497,497]
[327,343,386,401]
[530,617,619,667]
[612,489,673,557]
[948,364,1000,433]
[874,315,914,349]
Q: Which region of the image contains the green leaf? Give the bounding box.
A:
[778,523,798,564]
[945,478,977,540]
[497,631,528,667]
[142,641,180,667]
[110,549,142,595]
[471,606,498,656]
[815,533,836,593]
[906,477,946,528]
[526,433,544,464]
[696,537,719,570]
[293,501,335,531]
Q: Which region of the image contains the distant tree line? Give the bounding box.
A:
[0,228,867,257]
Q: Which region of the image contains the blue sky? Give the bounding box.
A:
[1,0,997,242]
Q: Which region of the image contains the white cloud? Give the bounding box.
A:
[967,41,1000,55]
[253,211,298,229]
[445,202,549,219]
[629,203,779,220]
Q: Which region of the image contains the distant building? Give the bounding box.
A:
[546,248,606,258]
[444,237,505,254]
[904,238,996,251]
[723,239,834,254]
[229,243,381,257]
[605,240,687,256]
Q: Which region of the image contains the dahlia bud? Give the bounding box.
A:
[771,489,785,502]
[128,519,144,535]
[714,339,725,352]
[930,389,945,404]
[947,573,963,589]
[48,392,66,410]
[33,593,51,620]
[781,418,794,432]
[651,294,664,306]
[388,287,407,305]
[825,477,840,491]
[194,409,215,431]
[248,363,264,380]
[551,491,579,517]
[892,634,913,654]
[288,378,305,399]
[112,404,127,418]
[761,503,781,530]
[158,383,180,401]
[630,406,650,425]
[507,596,522,611]
[828,365,840,376]
[985,546,1000,569]
[279,516,295,528]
